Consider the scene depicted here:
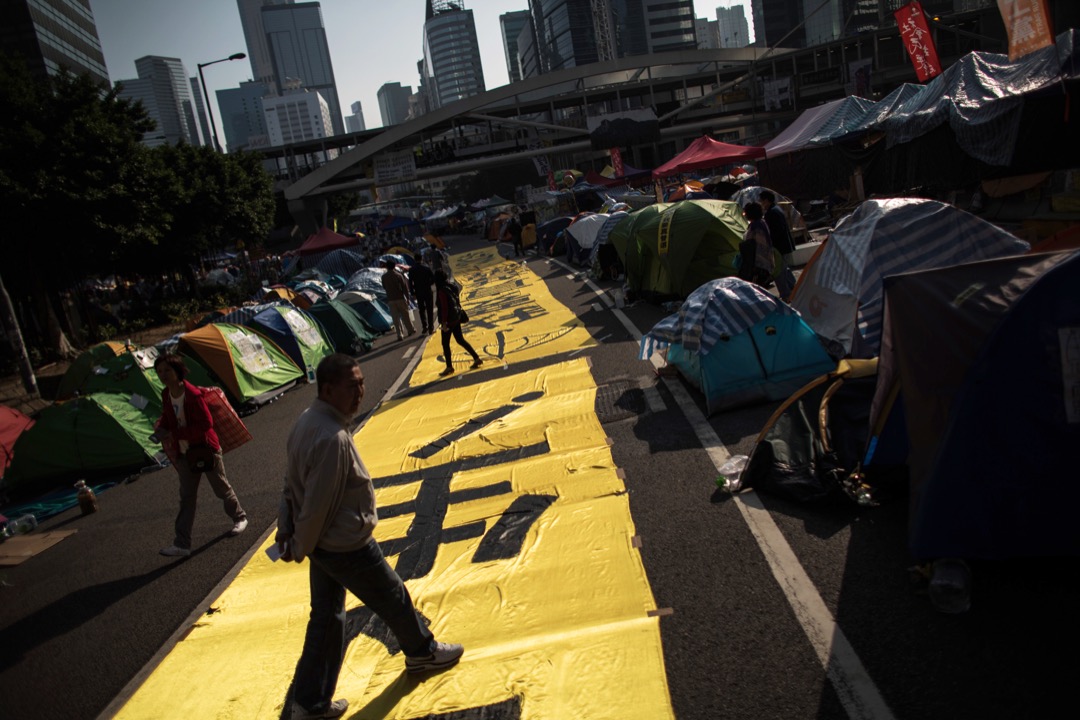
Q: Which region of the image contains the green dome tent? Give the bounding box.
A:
[55,341,129,400]
[55,345,216,409]
[305,300,377,355]
[611,199,777,299]
[178,323,303,407]
[4,393,165,492]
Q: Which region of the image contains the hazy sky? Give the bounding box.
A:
[88,1,753,143]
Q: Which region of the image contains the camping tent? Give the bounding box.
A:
[790,198,1029,357]
[261,286,311,309]
[336,291,393,333]
[653,135,766,179]
[640,277,835,414]
[246,306,334,380]
[343,268,387,299]
[875,250,1080,560]
[313,249,367,279]
[55,341,130,400]
[4,393,165,490]
[305,300,377,355]
[178,323,302,406]
[565,213,607,266]
[610,199,767,299]
[298,226,359,256]
[55,345,216,409]
[1,405,35,480]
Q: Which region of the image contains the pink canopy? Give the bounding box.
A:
[298,226,358,256]
[653,135,766,179]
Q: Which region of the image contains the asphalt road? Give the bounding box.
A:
[1,234,1077,720]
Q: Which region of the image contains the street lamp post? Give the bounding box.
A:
[197,52,246,152]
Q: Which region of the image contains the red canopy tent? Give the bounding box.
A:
[1,405,35,478]
[297,226,359,256]
[652,135,766,179]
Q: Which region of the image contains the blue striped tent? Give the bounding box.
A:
[790,199,1028,358]
[641,277,835,414]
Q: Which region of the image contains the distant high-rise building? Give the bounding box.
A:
[423,1,485,110]
[116,56,202,147]
[638,0,697,53]
[528,0,698,75]
[696,18,720,49]
[236,0,293,89]
[262,2,343,135]
[0,0,110,86]
[191,77,213,147]
[717,5,751,48]
[345,100,366,133]
[529,0,598,73]
[217,81,271,152]
[517,15,541,80]
[377,82,412,127]
[750,0,953,48]
[500,10,530,84]
[262,82,335,147]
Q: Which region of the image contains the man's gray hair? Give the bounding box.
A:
[316,353,359,392]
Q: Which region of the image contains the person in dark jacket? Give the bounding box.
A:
[407,257,436,334]
[153,353,247,557]
[434,270,482,377]
[504,213,524,257]
[738,202,775,289]
[759,190,797,300]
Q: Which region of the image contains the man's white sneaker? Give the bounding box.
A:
[290,698,348,719]
[159,545,191,557]
[229,518,249,536]
[405,641,464,673]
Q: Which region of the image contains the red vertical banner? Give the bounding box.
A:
[610,147,624,178]
[894,1,942,82]
[997,0,1054,61]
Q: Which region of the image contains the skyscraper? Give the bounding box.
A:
[717,4,751,48]
[377,82,413,127]
[190,77,213,147]
[116,56,202,147]
[500,10,531,84]
[262,82,336,153]
[0,0,109,87]
[696,18,720,49]
[423,1,485,110]
[217,81,272,152]
[236,0,293,88]
[262,2,344,135]
[345,101,367,133]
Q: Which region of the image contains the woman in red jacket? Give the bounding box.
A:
[153,353,247,558]
[434,271,483,377]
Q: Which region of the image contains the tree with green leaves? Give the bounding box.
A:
[0,52,158,365]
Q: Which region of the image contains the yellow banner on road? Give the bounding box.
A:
[411,247,596,385]
[116,359,673,719]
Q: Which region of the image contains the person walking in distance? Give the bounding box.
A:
[276,354,464,719]
[153,353,247,558]
[504,211,524,258]
[738,202,775,289]
[407,255,436,335]
[434,270,482,377]
[380,259,415,340]
[758,190,798,300]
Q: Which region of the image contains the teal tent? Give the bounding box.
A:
[641,277,835,413]
[306,300,377,355]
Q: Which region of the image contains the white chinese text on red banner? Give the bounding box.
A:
[895,1,941,82]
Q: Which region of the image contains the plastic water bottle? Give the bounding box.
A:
[928,558,972,614]
[75,480,99,515]
[716,455,750,493]
[9,514,37,535]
